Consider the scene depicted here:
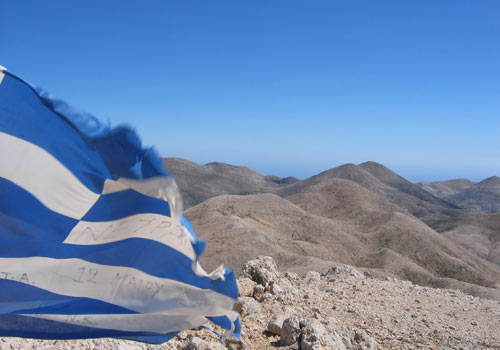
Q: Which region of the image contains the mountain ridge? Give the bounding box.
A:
[445,175,500,213]
[164,157,500,300]
[417,178,475,198]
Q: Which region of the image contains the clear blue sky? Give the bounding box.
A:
[1,1,499,182]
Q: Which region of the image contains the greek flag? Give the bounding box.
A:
[0,67,239,344]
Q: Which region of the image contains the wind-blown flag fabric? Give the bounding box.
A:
[0,67,239,344]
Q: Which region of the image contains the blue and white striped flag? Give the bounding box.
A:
[0,66,239,344]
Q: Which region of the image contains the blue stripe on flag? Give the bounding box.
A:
[0,177,78,242]
[82,190,172,221]
[0,73,110,193]
[0,315,176,344]
[0,280,136,315]
[0,237,236,299]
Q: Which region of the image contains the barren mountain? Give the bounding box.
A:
[186,191,500,300]
[417,178,475,198]
[185,193,367,273]
[286,178,399,233]
[359,161,457,209]
[286,179,500,294]
[278,163,455,220]
[445,176,500,213]
[263,175,300,185]
[164,158,460,220]
[166,157,500,299]
[277,163,383,197]
[162,158,291,208]
[426,211,500,266]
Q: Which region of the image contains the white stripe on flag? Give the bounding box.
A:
[0,257,236,318]
[22,313,207,334]
[101,179,130,194]
[102,177,183,222]
[0,132,100,220]
[0,68,5,85]
[63,213,196,259]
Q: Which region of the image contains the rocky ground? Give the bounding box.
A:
[2,257,500,350]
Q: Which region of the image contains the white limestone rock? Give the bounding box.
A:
[241,256,279,287]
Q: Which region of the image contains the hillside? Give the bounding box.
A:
[164,158,463,220]
[278,163,456,220]
[359,161,456,209]
[162,158,288,208]
[445,176,500,213]
[284,180,500,295]
[165,157,500,300]
[417,178,475,198]
[185,193,367,273]
[286,177,399,233]
[186,191,500,300]
[427,211,500,266]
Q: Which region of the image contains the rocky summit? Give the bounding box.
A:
[2,256,499,350]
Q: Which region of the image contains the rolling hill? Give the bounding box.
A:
[444,176,500,213]
[278,162,457,220]
[186,191,500,300]
[359,161,457,209]
[427,211,500,266]
[162,158,291,208]
[417,178,475,198]
[165,157,500,299]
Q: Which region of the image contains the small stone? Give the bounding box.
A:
[280,317,301,346]
[354,330,378,349]
[241,256,279,287]
[321,264,365,280]
[224,338,244,350]
[267,313,286,335]
[260,292,274,302]
[302,318,348,350]
[269,283,283,295]
[279,277,295,292]
[252,284,265,298]
[182,338,226,350]
[237,277,256,297]
[284,271,300,281]
[305,271,321,285]
[233,296,262,316]
[300,319,326,350]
